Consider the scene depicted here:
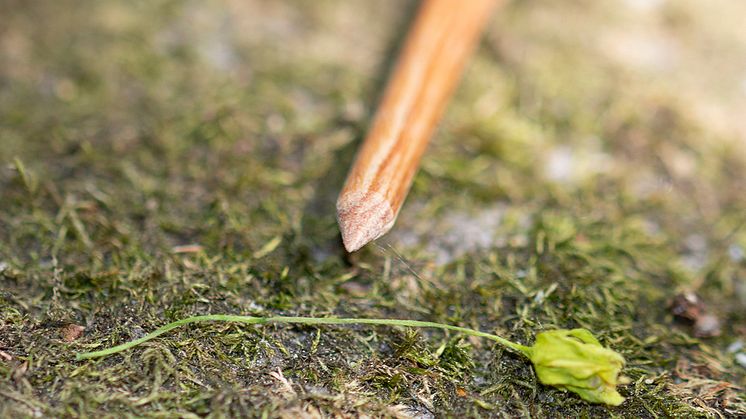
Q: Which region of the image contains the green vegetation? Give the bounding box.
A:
[75,315,626,405]
[2,0,745,417]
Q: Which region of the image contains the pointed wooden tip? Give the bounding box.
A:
[336,192,395,252]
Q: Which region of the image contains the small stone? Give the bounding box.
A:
[693,314,721,338]
[727,340,743,353]
[735,353,746,369]
[728,244,744,262]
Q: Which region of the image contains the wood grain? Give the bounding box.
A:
[337,0,499,251]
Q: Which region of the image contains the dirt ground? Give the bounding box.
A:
[2,0,745,417]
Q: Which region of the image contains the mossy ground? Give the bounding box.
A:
[2,0,745,417]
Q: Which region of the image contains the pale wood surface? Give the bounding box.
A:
[337,0,500,251]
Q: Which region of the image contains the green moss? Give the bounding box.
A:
[1,0,745,417]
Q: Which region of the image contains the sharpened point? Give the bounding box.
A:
[336,191,395,252]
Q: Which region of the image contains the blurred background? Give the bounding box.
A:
[2,0,745,416]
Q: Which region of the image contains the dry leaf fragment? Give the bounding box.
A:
[61,324,85,342]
